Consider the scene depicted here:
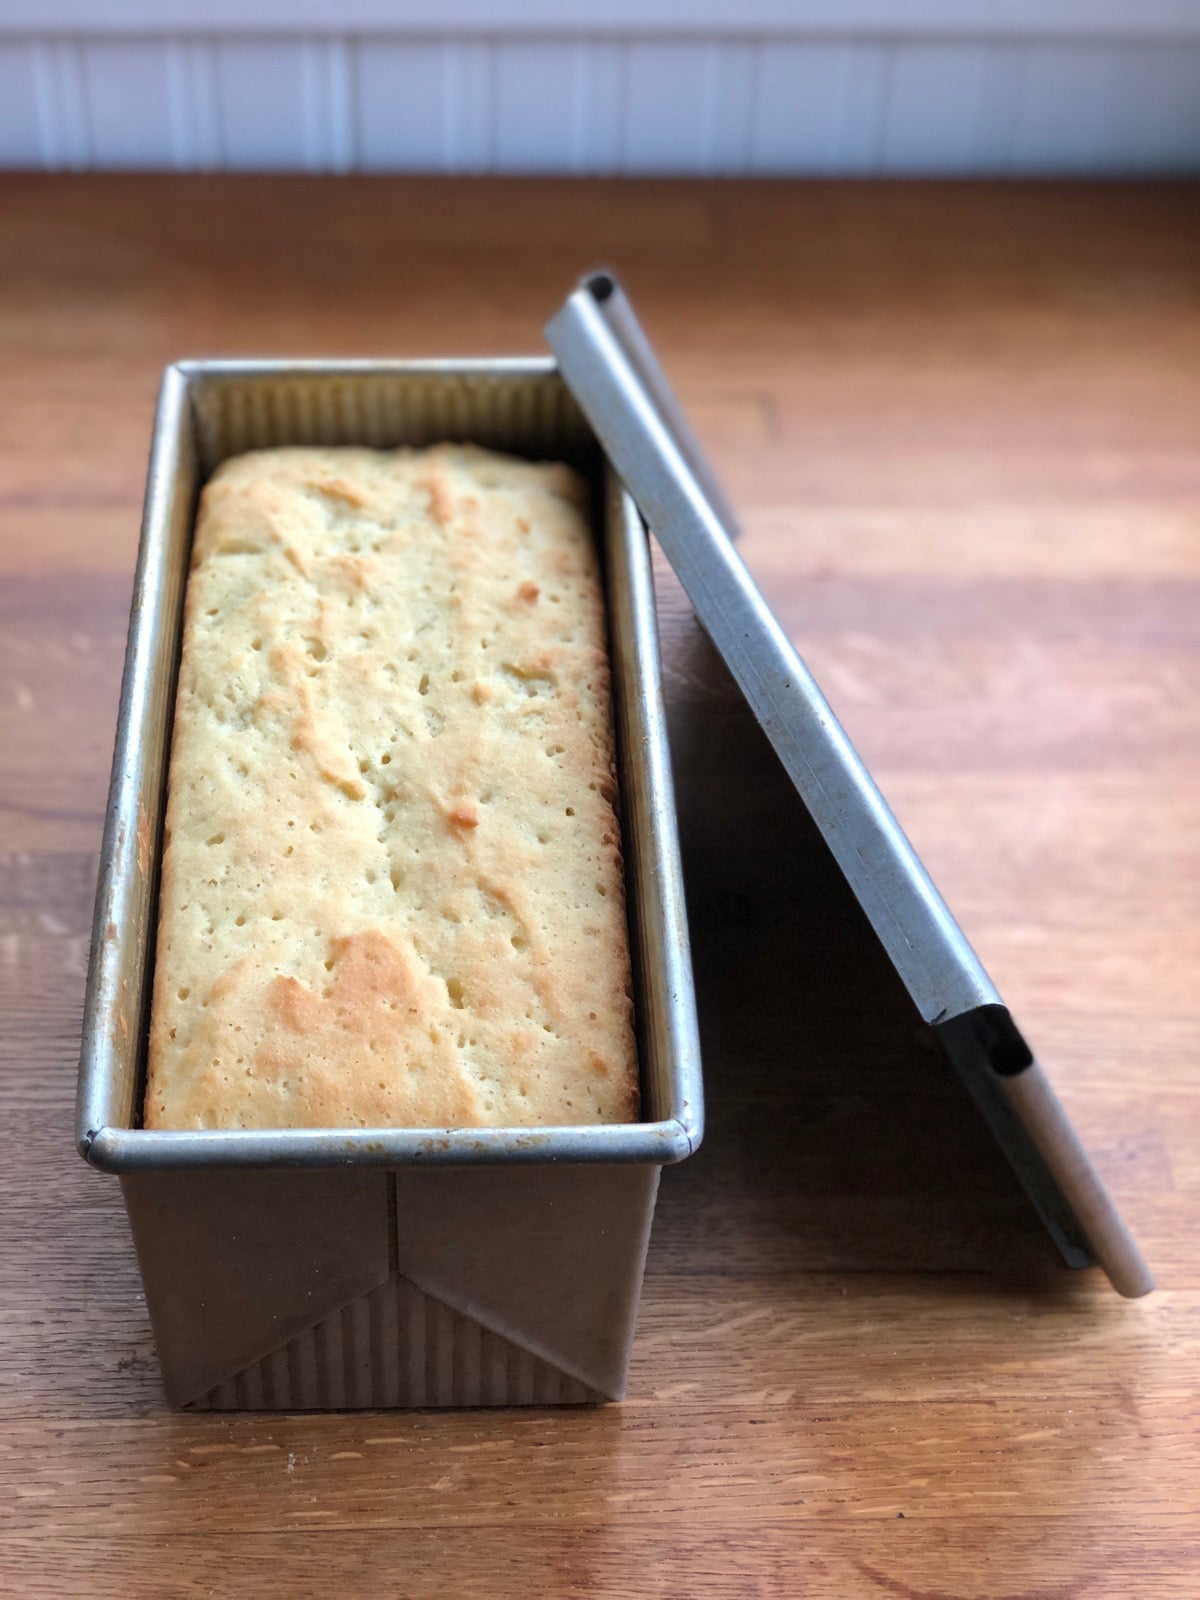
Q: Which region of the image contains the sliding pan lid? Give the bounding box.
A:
[547,271,1153,1298]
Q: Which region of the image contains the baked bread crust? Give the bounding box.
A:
[144,444,638,1130]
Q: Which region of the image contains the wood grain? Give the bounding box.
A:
[1,176,1197,1599]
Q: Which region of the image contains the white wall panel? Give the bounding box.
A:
[300,37,355,172]
[493,41,579,173]
[5,2,1199,40]
[571,41,624,174]
[0,41,43,165]
[1009,42,1120,173]
[1127,44,1200,172]
[163,39,221,169]
[883,42,997,175]
[80,40,175,169]
[751,42,852,174]
[31,38,90,169]
[1,29,1198,175]
[215,39,308,171]
[356,40,447,171]
[623,41,711,174]
[443,39,493,172]
[838,42,892,173]
[700,41,757,175]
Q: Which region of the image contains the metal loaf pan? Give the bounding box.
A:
[77,359,703,1409]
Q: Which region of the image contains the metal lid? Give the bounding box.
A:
[546,272,1153,1298]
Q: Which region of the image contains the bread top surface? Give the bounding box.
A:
[144,443,638,1130]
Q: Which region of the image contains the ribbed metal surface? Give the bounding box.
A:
[192,1275,599,1410]
[187,364,598,479]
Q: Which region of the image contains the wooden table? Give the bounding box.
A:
[2,177,1197,1598]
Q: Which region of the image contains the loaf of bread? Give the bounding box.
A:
[145,444,638,1130]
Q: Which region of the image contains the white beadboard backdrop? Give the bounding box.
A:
[2,2,1199,174]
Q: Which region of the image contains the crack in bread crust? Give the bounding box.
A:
[144,444,638,1131]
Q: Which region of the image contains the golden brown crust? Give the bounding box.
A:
[144,444,638,1130]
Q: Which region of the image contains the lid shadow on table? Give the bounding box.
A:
[651,599,1078,1296]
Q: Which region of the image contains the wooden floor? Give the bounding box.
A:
[2,177,1198,1598]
